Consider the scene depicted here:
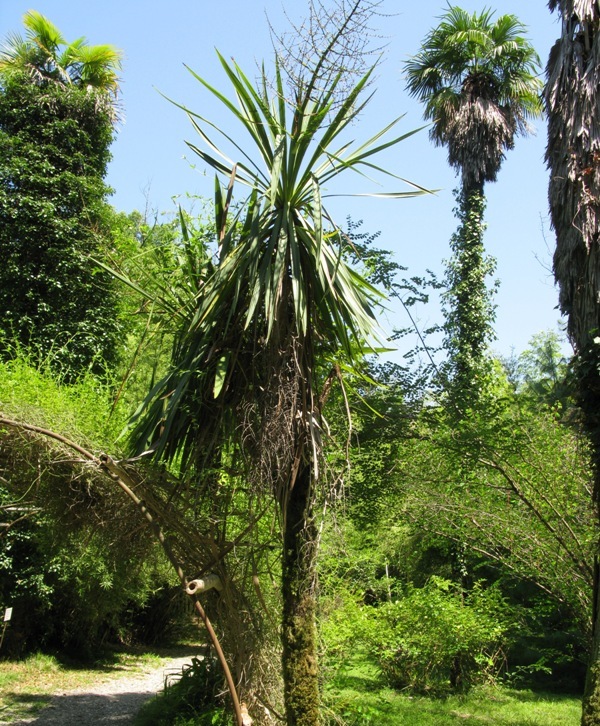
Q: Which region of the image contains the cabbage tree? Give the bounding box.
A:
[128,46,427,724]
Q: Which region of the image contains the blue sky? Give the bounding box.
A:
[0,1,563,360]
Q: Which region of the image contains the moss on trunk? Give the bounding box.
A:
[583,560,600,725]
[281,463,320,726]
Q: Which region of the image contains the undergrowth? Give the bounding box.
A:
[134,654,232,726]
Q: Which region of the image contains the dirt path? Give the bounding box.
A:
[10,653,196,725]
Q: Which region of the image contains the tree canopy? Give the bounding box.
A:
[0,10,122,96]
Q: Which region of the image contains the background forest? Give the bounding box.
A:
[0,2,598,726]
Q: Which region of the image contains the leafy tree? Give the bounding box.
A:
[0,13,123,378]
[405,5,542,410]
[545,2,600,721]
[338,355,592,692]
[126,39,425,726]
[514,330,573,409]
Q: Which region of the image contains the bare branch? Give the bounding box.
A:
[268,0,388,107]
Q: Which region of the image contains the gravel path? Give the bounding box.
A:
[10,654,196,726]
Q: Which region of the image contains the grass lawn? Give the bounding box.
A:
[324,658,582,725]
[0,648,583,725]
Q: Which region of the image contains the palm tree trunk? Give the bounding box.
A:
[281,462,320,726]
[544,4,600,719]
[583,558,600,725]
[446,183,491,414]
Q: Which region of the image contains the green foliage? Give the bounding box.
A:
[0,346,128,444]
[369,578,510,694]
[0,10,122,96]
[319,521,509,694]
[0,71,121,379]
[319,514,584,700]
[405,5,541,416]
[103,204,218,416]
[117,43,428,724]
[323,654,582,725]
[442,189,497,412]
[0,353,176,655]
[134,655,233,726]
[320,565,512,696]
[0,446,175,655]
[404,5,542,188]
[501,330,574,410]
[330,339,592,696]
[127,49,428,466]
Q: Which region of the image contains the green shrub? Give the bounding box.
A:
[0,354,179,655]
[134,655,233,726]
[369,577,510,694]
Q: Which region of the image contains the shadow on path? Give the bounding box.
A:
[10,653,196,725]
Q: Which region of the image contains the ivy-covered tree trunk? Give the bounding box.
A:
[0,72,120,378]
[575,349,600,725]
[443,186,495,414]
[281,463,320,726]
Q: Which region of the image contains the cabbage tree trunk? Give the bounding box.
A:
[281,463,320,726]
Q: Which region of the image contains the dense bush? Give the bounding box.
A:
[369,577,510,693]
[320,570,511,695]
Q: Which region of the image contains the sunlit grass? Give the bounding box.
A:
[0,648,584,725]
[323,657,582,725]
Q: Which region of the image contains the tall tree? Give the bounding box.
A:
[126,43,425,726]
[545,2,600,722]
[0,13,123,378]
[405,5,542,410]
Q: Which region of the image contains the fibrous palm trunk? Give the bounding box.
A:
[545,2,600,722]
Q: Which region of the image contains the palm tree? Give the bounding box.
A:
[126,44,426,725]
[405,5,541,195]
[0,13,123,378]
[0,10,121,96]
[545,2,600,723]
[404,5,542,409]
